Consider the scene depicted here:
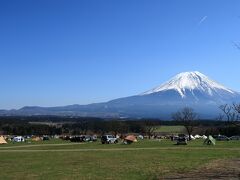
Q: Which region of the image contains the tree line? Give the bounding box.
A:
[1,102,239,137]
[0,115,238,137]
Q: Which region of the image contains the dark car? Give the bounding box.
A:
[230,136,240,140]
[82,135,92,142]
[70,136,84,142]
[61,136,71,141]
[215,135,229,141]
[176,134,188,145]
[43,136,50,141]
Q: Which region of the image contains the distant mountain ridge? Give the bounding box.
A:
[1,71,240,119]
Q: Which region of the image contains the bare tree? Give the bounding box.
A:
[219,104,233,122]
[144,120,158,139]
[216,114,225,121]
[233,103,240,119]
[172,107,198,140]
[108,120,127,136]
[219,103,240,127]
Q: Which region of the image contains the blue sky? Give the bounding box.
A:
[0,0,240,109]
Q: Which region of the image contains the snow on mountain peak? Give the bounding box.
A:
[142,71,235,97]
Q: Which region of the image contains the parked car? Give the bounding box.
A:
[230,136,240,140]
[91,135,98,142]
[61,136,71,141]
[82,135,92,142]
[43,136,50,141]
[13,136,25,142]
[176,134,187,145]
[215,135,230,141]
[101,135,118,144]
[70,136,84,142]
[171,135,179,141]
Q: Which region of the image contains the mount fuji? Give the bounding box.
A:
[1,71,240,119]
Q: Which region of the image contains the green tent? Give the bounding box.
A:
[204,135,216,145]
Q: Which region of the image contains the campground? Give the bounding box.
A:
[0,139,240,179]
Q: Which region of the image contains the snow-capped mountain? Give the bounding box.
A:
[101,71,240,119]
[1,71,240,119]
[142,71,235,98]
[139,71,239,105]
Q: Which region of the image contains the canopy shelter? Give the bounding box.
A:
[204,135,216,145]
[0,136,7,144]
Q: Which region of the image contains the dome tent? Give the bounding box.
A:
[124,135,137,144]
[204,135,216,145]
[0,136,7,144]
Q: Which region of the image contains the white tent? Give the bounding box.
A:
[190,135,196,140]
[194,135,202,139]
[138,135,144,140]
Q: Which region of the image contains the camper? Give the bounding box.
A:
[13,136,25,142]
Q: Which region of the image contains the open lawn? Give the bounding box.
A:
[154,126,185,134]
[0,139,240,179]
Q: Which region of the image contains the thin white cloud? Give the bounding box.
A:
[198,16,208,26]
[232,41,240,50]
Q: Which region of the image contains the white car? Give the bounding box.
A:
[13,136,25,142]
[101,135,118,144]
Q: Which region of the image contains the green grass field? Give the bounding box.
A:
[154,125,185,133]
[0,139,239,180]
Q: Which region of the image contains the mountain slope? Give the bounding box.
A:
[142,71,236,99]
[104,71,240,118]
[1,71,240,119]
